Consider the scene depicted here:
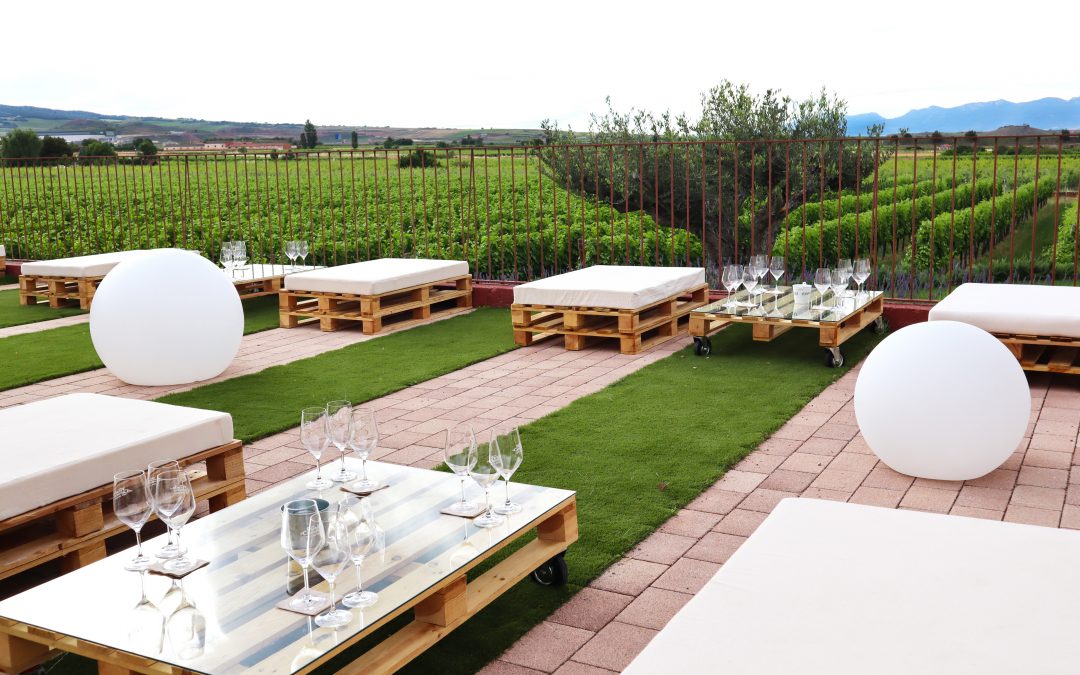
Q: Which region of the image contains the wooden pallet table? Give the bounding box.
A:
[689,287,886,367]
[279,274,473,333]
[512,284,708,355]
[18,274,103,309]
[0,460,577,675]
[229,264,321,300]
[0,441,245,585]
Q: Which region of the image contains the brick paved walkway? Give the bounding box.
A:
[0,313,89,339]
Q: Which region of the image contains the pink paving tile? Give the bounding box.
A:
[549,588,634,632]
[1003,504,1061,527]
[797,437,848,457]
[684,487,745,515]
[658,509,723,538]
[553,661,619,675]
[912,477,965,491]
[1073,466,1080,485]
[713,470,767,494]
[381,444,440,466]
[755,437,802,457]
[849,486,904,508]
[965,468,1018,490]
[1070,485,1080,506]
[828,452,879,474]
[861,465,915,490]
[247,461,310,483]
[1010,485,1066,510]
[899,485,958,513]
[758,469,817,493]
[778,452,831,474]
[571,621,658,672]
[812,423,860,441]
[477,661,545,675]
[732,453,787,474]
[949,505,1005,520]
[627,532,698,566]
[1016,465,1069,489]
[809,468,868,493]
[1029,433,1075,453]
[956,486,1012,511]
[501,621,595,673]
[684,532,747,564]
[614,587,694,631]
[739,488,799,512]
[589,559,668,596]
[1061,504,1080,529]
[652,557,721,594]
[771,423,818,442]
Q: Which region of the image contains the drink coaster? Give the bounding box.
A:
[147,559,209,579]
[440,502,486,518]
[276,593,331,616]
[340,483,389,497]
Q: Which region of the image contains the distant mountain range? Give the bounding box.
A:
[847,97,1080,135]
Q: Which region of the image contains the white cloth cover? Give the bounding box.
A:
[929,282,1080,338]
[283,258,469,295]
[625,498,1080,675]
[20,250,166,278]
[0,393,233,521]
[512,265,706,309]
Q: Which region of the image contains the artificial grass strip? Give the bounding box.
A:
[1,275,17,285]
[0,288,86,329]
[0,295,286,392]
[157,308,518,442]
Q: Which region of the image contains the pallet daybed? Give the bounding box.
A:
[17,251,160,310]
[928,282,1080,375]
[0,393,245,583]
[279,258,472,333]
[511,265,708,355]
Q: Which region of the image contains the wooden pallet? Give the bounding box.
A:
[18,274,103,309]
[233,274,283,300]
[512,284,708,355]
[690,292,884,347]
[278,275,473,333]
[996,333,1080,375]
[0,441,245,585]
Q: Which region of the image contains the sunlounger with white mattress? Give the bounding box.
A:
[511,265,708,354]
[929,282,1080,374]
[18,250,162,309]
[0,393,244,581]
[279,258,472,333]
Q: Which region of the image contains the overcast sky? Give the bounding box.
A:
[4,0,1076,131]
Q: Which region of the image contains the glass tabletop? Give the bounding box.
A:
[698,286,883,324]
[228,264,322,282]
[0,460,574,674]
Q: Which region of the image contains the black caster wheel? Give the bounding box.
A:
[693,336,712,356]
[873,316,889,335]
[824,349,845,368]
[531,552,569,587]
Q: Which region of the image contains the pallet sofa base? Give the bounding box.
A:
[512,284,708,355]
[279,275,473,333]
[18,275,102,310]
[997,334,1080,375]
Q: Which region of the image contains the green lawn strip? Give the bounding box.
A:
[0,295,283,393]
[1,275,16,285]
[311,323,883,674]
[0,288,86,329]
[156,309,517,442]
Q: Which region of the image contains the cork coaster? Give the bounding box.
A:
[340,483,390,497]
[147,559,209,579]
[440,502,486,518]
[276,593,332,616]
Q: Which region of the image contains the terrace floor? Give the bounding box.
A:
[6,314,1080,673]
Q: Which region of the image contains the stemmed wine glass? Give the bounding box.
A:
[853,258,871,299]
[342,498,379,609]
[312,508,354,628]
[233,241,248,270]
[470,443,504,529]
[297,241,310,267]
[830,268,849,315]
[326,400,356,483]
[837,258,853,297]
[742,267,760,313]
[281,499,326,612]
[167,582,206,660]
[219,243,235,274]
[285,241,299,271]
[443,424,478,516]
[151,470,196,573]
[491,425,523,516]
[113,470,153,571]
[149,460,185,559]
[752,254,768,293]
[722,264,742,311]
[769,256,785,294]
[348,408,380,491]
[300,407,334,491]
[813,267,831,311]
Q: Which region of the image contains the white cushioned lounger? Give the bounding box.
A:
[625,498,1080,674]
[20,249,164,278]
[928,282,1080,338]
[283,258,470,296]
[513,265,706,309]
[0,393,233,521]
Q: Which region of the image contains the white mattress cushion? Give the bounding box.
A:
[0,393,234,521]
[513,265,706,310]
[283,258,469,295]
[20,249,167,278]
[928,282,1080,338]
[625,498,1080,675]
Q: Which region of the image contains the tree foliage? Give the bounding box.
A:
[299,120,319,149]
[39,136,74,161]
[1,128,43,165]
[350,130,359,149]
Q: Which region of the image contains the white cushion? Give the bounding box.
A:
[20,250,167,278]
[625,498,1080,675]
[512,265,706,310]
[283,258,469,295]
[0,393,234,521]
[928,282,1080,338]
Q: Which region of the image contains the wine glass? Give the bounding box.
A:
[470,446,504,529]
[300,407,334,491]
[442,424,478,516]
[341,498,379,609]
[148,460,184,559]
[813,267,831,311]
[152,471,196,573]
[312,508,354,628]
[837,258,853,296]
[325,400,356,483]
[769,256,785,294]
[721,264,742,311]
[853,258,871,299]
[830,268,849,314]
[219,243,234,274]
[113,470,153,571]
[298,241,310,267]
[752,254,768,291]
[285,241,298,271]
[166,582,206,660]
[491,426,523,516]
[234,241,248,270]
[347,408,380,491]
[741,267,760,313]
[281,500,326,612]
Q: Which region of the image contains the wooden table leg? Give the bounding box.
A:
[0,631,52,673]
